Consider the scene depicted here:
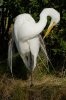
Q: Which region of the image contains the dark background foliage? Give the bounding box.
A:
[0,0,66,72]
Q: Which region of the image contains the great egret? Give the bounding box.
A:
[8,8,60,86]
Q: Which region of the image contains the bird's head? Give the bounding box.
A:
[40,8,60,39]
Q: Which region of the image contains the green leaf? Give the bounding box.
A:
[62,13,66,20]
[60,39,66,50]
[42,0,49,4]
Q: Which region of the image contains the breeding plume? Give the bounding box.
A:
[8,8,60,85]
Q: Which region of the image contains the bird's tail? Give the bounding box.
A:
[8,39,13,74]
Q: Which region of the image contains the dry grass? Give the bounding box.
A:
[0,52,66,100]
[0,73,66,100]
[0,74,16,100]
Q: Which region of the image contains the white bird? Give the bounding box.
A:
[8,8,60,86]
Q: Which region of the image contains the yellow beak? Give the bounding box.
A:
[43,22,56,39]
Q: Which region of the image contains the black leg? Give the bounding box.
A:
[30,71,33,87]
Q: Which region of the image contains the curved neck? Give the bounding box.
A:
[22,8,60,41]
[22,17,47,41]
[35,18,47,34]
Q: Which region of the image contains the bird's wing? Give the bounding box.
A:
[20,52,34,71]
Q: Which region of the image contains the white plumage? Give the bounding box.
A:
[8,8,60,84]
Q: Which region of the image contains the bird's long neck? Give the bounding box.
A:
[22,17,47,41]
[34,18,47,34]
[21,8,60,42]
